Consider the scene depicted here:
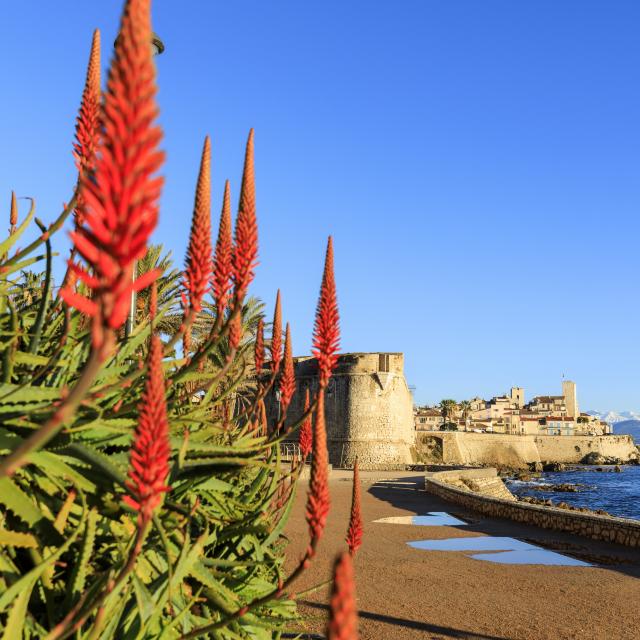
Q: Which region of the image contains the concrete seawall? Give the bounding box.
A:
[425,467,640,548]
[420,432,638,467]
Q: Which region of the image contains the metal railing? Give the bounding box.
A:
[279,442,302,461]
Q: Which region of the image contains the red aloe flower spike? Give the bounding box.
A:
[149,280,157,320]
[73,29,101,227]
[259,397,268,436]
[183,327,192,356]
[232,129,258,300]
[229,311,242,353]
[299,388,312,459]
[312,236,340,387]
[60,0,164,358]
[212,180,233,315]
[254,317,264,373]
[123,334,171,525]
[305,390,330,551]
[60,267,78,295]
[327,552,359,640]
[345,458,363,556]
[183,136,212,314]
[279,322,295,411]
[9,191,18,234]
[270,290,282,373]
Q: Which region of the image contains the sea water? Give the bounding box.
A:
[506,465,640,520]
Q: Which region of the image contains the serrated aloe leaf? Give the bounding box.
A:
[1,587,32,640]
[30,451,95,492]
[0,477,47,526]
[0,528,38,548]
[0,486,86,613]
[69,507,98,601]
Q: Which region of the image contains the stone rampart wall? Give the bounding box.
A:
[428,432,638,467]
[534,434,637,463]
[425,468,640,548]
[267,353,415,468]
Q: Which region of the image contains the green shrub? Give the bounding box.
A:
[0,2,349,638]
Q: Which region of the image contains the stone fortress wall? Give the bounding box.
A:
[425,467,640,548]
[271,352,415,467]
[270,351,637,469]
[421,432,638,467]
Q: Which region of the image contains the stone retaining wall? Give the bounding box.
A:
[425,468,640,548]
[424,432,638,468]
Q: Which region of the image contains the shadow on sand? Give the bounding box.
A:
[367,474,640,580]
[299,600,510,640]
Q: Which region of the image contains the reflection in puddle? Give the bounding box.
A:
[408,536,590,566]
[374,512,468,527]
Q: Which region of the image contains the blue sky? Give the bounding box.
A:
[1,1,638,410]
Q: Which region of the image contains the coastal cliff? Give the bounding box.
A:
[417,432,638,468]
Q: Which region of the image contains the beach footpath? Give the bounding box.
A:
[285,470,640,640]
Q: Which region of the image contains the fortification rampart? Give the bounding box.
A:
[425,468,640,548]
[268,352,414,468]
[418,432,638,467]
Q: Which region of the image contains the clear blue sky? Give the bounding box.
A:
[1,1,638,411]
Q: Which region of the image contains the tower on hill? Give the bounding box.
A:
[562,380,578,418]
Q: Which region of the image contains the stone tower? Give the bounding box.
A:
[270,352,415,468]
[562,380,578,417]
[510,386,524,408]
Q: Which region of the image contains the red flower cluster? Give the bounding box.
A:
[254,318,264,373]
[232,129,258,300]
[279,323,295,410]
[305,390,330,549]
[123,334,171,524]
[73,29,101,227]
[327,552,359,640]
[312,237,340,387]
[229,312,242,352]
[9,191,17,234]
[345,458,363,555]
[299,388,312,459]
[183,136,212,313]
[61,0,164,356]
[212,180,233,315]
[270,290,282,373]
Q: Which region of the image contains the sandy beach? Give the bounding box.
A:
[284,470,640,640]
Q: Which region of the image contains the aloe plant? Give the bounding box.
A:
[0,1,361,638]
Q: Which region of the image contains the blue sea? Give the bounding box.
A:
[506,465,640,521]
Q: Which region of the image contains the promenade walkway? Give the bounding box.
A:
[284,470,640,639]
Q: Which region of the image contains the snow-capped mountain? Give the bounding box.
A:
[586,410,640,424]
[586,411,640,443]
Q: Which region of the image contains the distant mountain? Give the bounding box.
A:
[585,411,640,443]
[612,420,640,443]
[586,410,640,424]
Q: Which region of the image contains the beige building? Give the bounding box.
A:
[433,380,610,437]
[415,407,444,431]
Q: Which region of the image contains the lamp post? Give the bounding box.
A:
[124,33,164,339]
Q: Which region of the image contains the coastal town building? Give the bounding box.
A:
[415,380,612,436]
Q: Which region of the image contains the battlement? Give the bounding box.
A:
[293,352,405,378]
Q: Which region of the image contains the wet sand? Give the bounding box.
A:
[284,470,640,639]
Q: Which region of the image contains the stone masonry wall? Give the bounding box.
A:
[430,432,638,467]
[267,352,415,468]
[425,468,640,548]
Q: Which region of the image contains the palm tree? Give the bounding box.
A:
[459,400,472,420]
[438,399,458,427]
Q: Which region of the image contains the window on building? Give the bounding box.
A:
[378,353,390,372]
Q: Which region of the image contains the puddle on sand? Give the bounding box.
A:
[374,512,468,527]
[407,536,590,567]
